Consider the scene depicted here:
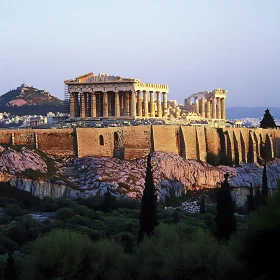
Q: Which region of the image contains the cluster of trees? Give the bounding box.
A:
[0,152,278,279]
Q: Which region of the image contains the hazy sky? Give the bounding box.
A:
[0,0,279,107]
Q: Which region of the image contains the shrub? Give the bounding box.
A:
[134,224,220,279]
[18,229,127,280]
[40,197,58,212]
[232,192,280,279]
[4,204,25,219]
[0,215,10,225]
[55,208,74,222]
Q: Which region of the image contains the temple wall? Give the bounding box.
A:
[1,127,280,163]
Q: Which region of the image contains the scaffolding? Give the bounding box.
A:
[63,84,70,114]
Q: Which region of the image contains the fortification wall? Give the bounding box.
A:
[1,126,280,163]
[123,125,151,159]
[36,129,74,156]
[0,130,12,144]
[14,131,35,146]
[205,127,221,155]
[76,127,116,158]
[152,125,180,155]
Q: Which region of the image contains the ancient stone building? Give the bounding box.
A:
[64,72,169,118]
[184,88,228,120]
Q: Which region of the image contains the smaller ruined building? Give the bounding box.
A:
[64,72,169,119]
[183,88,228,120]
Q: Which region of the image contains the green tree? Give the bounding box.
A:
[215,173,236,240]
[254,187,262,210]
[233,192,280,279]
[260,108,276,128]
[4,252,18,280]
[200,193,206,214]
[19,229,126,280]
[247,184,255,213]
[104,187,113,212]
[55,208,74,222]
[262,162,269,201]
[137,153,158,243]
[4,204,24,220]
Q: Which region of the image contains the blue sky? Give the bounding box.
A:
[0,0,279,107]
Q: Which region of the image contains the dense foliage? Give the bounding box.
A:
[0,179,279,279]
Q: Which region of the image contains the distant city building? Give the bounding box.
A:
[64,72,169,119]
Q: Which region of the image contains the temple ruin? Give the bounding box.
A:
[64,72,169,118]
[183,88,228,120]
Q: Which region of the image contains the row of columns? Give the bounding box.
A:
[189,97,226,120]
[70,90,168,118]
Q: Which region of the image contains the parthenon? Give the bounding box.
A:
[64,72,169,118]
[184,88,228,120]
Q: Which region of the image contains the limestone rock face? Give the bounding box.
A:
[1,145,280,205]
[0,146,47,173]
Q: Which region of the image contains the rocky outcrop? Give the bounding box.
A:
[0,145,280,204]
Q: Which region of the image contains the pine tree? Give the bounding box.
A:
[200,193,206,214]
[254,186,262,210]
[104,187,112,212]
[215,173,236,240]
[262,162,269,203]
[247,183,255,213]
[260,108,276,128]
[4,252,17,280]
[137,153,158,243]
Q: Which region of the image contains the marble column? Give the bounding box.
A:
[143,91,149,118]
[103,92,108,117]
[195,97,199,114]
[74,93,79,117]
[221,98,226,120]
[115,91,120,117]
[212,97,217,119]
[150,91,155,117]
[163,92,168,117]
[206,98,211,118]
[85,93,89,117]
[201,97,205,118]
[91,92,96,117]
[156,92,162,117]
[137,90,142,117]
[80,93,86,118]
[124,91,130,116]
[108,93,112,116]
[130,90,136,117]
[70,93,75,118]
[120,92,124,116]
[216,97,221,119]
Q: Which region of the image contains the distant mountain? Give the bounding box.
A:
[0,83,64,115]
[227,107,280,119]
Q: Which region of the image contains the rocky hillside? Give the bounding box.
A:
[0,83,64,115]
[0,144,280,206]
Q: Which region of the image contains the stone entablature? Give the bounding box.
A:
[64,72,169,119]
[184,88,228,120]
